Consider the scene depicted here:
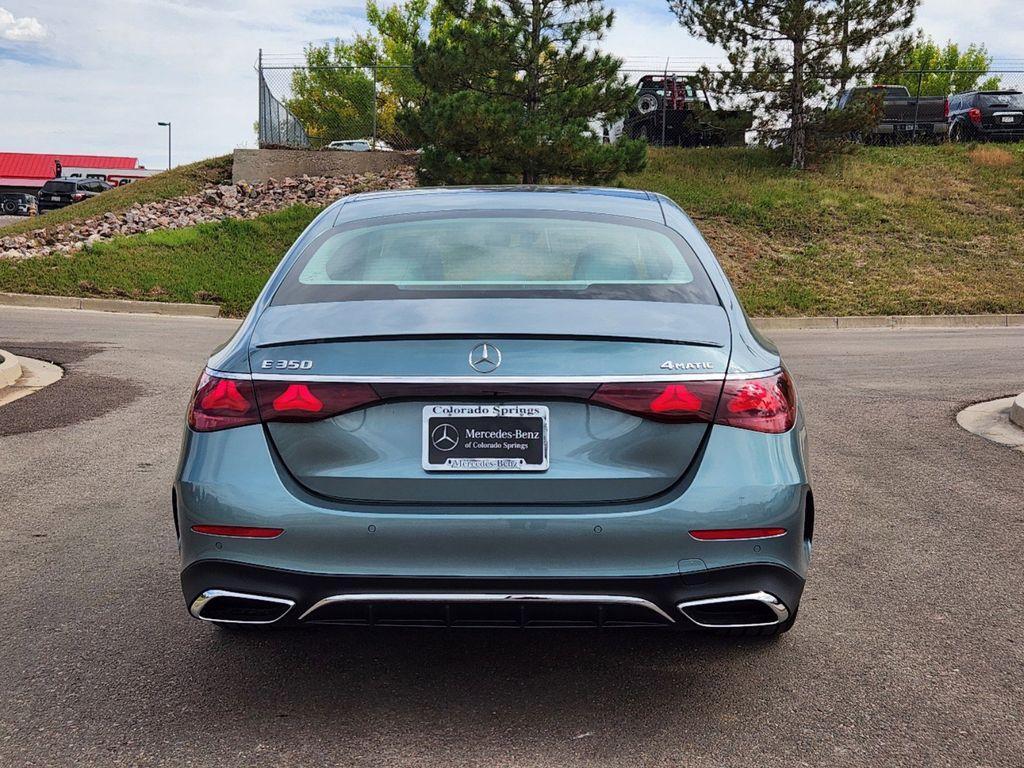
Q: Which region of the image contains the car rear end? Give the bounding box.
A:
[976,92,1024,139]
[174,190,811,633]
[36,180,83,211]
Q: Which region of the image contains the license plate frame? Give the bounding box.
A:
[1001,116,1016,124]
[422,404,549,472]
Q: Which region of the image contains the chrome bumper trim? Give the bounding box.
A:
[206,366,782,385]
[299,592,675,623]
[676,591,790,628]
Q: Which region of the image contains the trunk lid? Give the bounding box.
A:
[250,299,730,507]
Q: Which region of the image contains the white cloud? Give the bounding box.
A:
[0,6,45,41]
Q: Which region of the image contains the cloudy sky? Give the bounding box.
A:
[1,0,1022,168]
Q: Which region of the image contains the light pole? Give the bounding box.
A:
[157,121,172,170]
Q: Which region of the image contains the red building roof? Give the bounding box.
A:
[0,152,140,183]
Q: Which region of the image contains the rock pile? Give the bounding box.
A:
[0,167,417,261]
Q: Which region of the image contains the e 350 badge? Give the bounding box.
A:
[260,359,314,370]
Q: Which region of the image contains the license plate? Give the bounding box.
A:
[47,195,60,200]
[1001,116,1016,124]
[422,404,549,471]
[902,124,916,131]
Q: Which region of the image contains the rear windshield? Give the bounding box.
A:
[40,181,76,193]
[271,212,719,306]
[981,93,1024,109]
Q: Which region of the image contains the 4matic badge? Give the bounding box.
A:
[660,360,715,371]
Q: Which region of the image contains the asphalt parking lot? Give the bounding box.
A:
[1,306,1022,768]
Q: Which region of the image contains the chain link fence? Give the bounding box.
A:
[257,52,420,151]
[257,53,1024,151]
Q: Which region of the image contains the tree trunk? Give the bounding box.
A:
[522,0,543,185]
[790,35,807,170]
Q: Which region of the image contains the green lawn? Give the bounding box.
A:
[0,206,319,316]
[0,155,232,238]
[1,144,1023,317]
[623,144,1024,316]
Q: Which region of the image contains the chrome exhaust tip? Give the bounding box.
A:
[676,591,789,628]
[189,589,294,625]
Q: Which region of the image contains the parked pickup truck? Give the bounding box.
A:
[835,85,948,142]
[947,90,1024,142]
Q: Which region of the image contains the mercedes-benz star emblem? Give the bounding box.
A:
[431,423,460,452]
[468,342,502,373]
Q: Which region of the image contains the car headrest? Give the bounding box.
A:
[572,246,639,282]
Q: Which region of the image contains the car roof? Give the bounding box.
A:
[329,185,663,224]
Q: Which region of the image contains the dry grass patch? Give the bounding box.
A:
[968,145,1017,168]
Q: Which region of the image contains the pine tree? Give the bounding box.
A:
[669,0,919,169]
[401,0,646,185]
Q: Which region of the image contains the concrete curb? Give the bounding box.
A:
[0,292,220,317]
[0,354,63,407]
[754,313,1024,330]
[0,349,23,389]
[1011,392,1024,430]
[957,396,1024,454]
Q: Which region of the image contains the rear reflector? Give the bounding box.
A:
[191,525,284,538]
[689,528,786,540]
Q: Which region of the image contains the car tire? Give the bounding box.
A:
[1,200,17,214]
[950,122,966,143]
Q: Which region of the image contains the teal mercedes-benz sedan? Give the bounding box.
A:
[174,186,812,635]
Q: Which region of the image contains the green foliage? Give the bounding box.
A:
[401,0,647,185]
[893,35,1001,96]
[286,0,445,147]
[669,0,919,169]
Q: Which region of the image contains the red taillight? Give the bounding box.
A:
[188,374,260,432]
[589,381,720,423]
[72,193,85,201]
[943,98,950,119]
[589,371,795,433]
[690,528,786,540]
[188,374,381,431]
[191,525,283,538]
[272,383,323,413]
[968,107,982,126]
[715,370,796,434]
[255,381,378,423]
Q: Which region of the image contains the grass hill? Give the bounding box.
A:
[0,155,232,238]
[1,144,1022,317]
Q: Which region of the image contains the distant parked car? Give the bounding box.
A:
[835,85,948,143]
[0,192,35,216]
[948,90,1024,142]
[325,139,395,152]
[36,178,113,212]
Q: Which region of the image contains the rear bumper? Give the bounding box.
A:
[175,417,812,581]
[181,560,805,629]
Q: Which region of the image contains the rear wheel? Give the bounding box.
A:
[950,122,967,143]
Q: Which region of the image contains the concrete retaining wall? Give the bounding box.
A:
[232,148,417,184]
